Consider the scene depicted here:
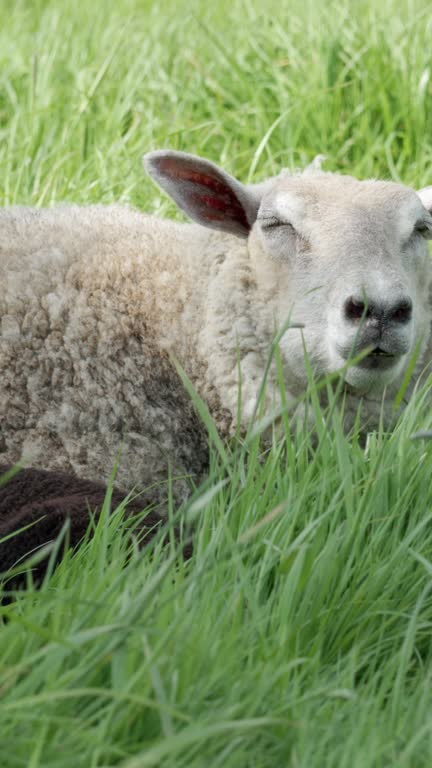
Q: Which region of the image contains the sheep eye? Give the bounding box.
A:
[414,220,432,239]
[259,216,295,233]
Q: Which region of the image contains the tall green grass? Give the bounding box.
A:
[1,0,432,765]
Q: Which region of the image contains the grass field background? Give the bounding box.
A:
[1,0,432,765]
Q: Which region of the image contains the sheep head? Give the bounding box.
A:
[145,150,432,397]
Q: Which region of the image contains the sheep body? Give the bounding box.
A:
[1,152,432,501]
[0,205,216,500]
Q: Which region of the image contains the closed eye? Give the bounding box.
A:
[259,216,296,233]
[413,219,432,239]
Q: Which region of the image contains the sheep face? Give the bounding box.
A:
[145,151,432,398]
[251,174,432,395]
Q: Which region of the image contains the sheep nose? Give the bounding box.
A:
[343,295,412,326]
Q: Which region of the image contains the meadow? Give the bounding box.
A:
[1,0,432,765]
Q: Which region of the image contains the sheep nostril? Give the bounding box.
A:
[390,298,412,324]
[344,295,412,326]
[344,296,367,322]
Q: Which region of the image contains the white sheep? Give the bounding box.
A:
[1,150,432,502]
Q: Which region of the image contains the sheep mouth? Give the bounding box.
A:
[357,347,398,370]
[368,347,394,358]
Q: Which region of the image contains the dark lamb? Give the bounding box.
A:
[0,465,185,587]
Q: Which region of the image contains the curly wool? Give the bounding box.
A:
[0,206,225,502]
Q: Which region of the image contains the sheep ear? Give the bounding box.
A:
[144,150,260,238]
[417,186,432,213]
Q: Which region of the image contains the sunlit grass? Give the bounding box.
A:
[1,0,432,765]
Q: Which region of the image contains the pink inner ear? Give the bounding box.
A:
[199,194,232,210]
[156,156,250,231]
[156,157,228,194]
[189,191,249,229]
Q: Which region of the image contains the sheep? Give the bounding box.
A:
[0,465,186,588]
[0,150,432,505]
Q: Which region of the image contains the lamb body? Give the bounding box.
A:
[1,151,432,501]
[0,464,177,585]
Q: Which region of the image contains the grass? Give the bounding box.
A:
[1,0,432,764]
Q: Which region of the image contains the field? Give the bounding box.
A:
[1,0,432,765]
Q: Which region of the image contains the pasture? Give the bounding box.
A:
[1,0,432,765]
